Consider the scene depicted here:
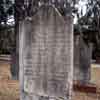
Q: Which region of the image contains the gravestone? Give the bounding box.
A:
[74,35,80,81]
[74,35,93,83]
[19,5,73,100]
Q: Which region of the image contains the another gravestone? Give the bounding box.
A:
[19,5,73,100]
[74,35,93,83]
[74,35,80,81]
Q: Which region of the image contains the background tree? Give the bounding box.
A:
[0,0,14,54]
[75,0,100,59]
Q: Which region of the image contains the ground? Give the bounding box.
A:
[0,61,19,100]
[0,61,100,100]
[0,80,19,100]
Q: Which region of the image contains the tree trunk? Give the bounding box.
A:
[10,0,22,80]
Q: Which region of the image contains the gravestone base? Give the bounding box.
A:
[23,95,69,100]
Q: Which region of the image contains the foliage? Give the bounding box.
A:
[0,0,14,26]
[15,0,79,20]
[0,0,14,54]
[76,0,100,57]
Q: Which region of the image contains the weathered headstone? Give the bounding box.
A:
[19,5,73,100]
[74,35,93,83]
[74,35,80,81]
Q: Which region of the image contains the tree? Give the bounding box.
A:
[0,0,14,26]
[0,0,14,54]
[73,0,100,58]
